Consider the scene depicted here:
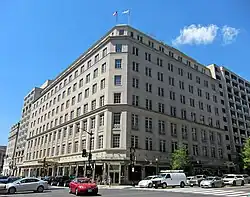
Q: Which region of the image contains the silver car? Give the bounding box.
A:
[6,177,48,194]
[200,176,224,188]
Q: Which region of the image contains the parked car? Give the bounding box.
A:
[222,174,244,186]
[5,177,49,194]
[138,175,158,188]
[0,177,21,184]
[188,175,206,187]
[43,176,55,185]
[241,174,250,184]
[69,178,98,196]
[186,176,195,186]
[0,176,8,184]
[63,175,76,187]
[152,170,187,188]
[0,182,7,193]
[200,176,224,188]
[51,176,70,186]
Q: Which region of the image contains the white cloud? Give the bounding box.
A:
[172,24,219,46]
[221,26,240,45]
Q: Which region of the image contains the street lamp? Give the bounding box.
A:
[155,158,159,175]
[130,147,136,186]
[77,125,94,177]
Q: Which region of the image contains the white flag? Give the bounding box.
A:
[113,11,118,16]
[122,9,130,14]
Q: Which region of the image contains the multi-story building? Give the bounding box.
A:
[14,83,52,176]
[208,64,250,167]
[20,25,229,183]
[3,123,19,176]
[0,146,7,174]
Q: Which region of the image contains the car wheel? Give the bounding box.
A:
[64,182,66,187]
[233,181,236,186]
[57,182,60,186]
[69,187,72,194]
[8,187,16,194]
[241,181,244,186]
[162,183,167,189]
[148,183,153,188]
[75,188,80,196]
[211,183,215,188]
[221,182,225,187]
[180,182,185,188]
[37,186,44,193]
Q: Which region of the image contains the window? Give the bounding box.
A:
[202,146,208,156]
[158,120,165,135]
[86,74,90,83]
[132,62,139,72]
[70,110,74,119]
[146,83,152,92]
[159,140,166,152]
[145,67,152,77]
[66,100,70,108]
[204,80,209,87]
[98,135,103,149]
[192,128,197,141]
[91,100,96,110]
[87,60,91,68]
[102,48,107,57]
[115,59,122,68]
[112,134,120,148]
[145,52,151,61]
[114,93,121,103]
[67,87,71,96]
[179,81,184,90]
[146,99,152,110]
[170,106,176,116]
[145,137,153,150]
[189,85,194,93]
[132,95,139,106]
[170,91,175,100]
[74,141,79,153]
[211,147,216,158]
[158,103,165,113]
[157,58,163,67]
[131,135,139,148]
[101,63,106,73]
[132,114,139,130]
[193,145,198,156]
[99,114,104,126]
[132,78,139,88]
[171,141,177,152]
[83,104,88,114]
[168,63,173,71]
[85,88,89,98]
[196,76,200,84]
[157,72,164,81]
[93,68,98,78]
[190,98,195,107]
[187,72,192,80]
[114,75,122,86]
[73,83,77,92]
[181,109,187,119]
[91,117,95,129]
[113,113,121,125]
[158,87,164,97]
[80,65,84,73]
[77,92,82,102]
[71,96,76,105]
[132,46,139,56]
[171,123,177,137]
[99,95,105,107]
[180,95,185,104]
[178,68,183,76]
[100,79,105,89]
[145,117,152,132]
[182,125,188,139]
[92,83,97,94]
[169,77,174,86]
[82,139,86,149]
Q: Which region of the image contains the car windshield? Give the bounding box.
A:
[196,175,203,178]
[206,177,214,180]
[8,178,21,183]
[187,177,194,180]
[158,174,166,178]
[144,176,154,180]
[225,176,235,179]
[77,179,91,183]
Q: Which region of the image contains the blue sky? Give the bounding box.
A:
[0,0,249,145]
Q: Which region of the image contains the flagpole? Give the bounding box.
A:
[128,11,130,25]
[116,14,118,24]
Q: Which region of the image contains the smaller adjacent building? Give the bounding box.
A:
[0,146,7,174]
[2,123,20,176]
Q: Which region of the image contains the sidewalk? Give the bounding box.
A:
[98,185,134,189]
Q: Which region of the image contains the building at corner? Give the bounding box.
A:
[19,25,231,184]
[0,146,7,174]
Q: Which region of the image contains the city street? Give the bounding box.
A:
[0,185,249,197]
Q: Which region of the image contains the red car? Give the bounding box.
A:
[69,178,98,196]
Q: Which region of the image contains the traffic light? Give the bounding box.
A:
[88,152,92,161]
[43,157,46,168]
[82,149,87,157]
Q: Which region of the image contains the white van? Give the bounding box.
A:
[152,170,187,188]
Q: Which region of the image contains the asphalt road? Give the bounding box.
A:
[0,185,249,197]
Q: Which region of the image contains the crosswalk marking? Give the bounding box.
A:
[132,187,250,197]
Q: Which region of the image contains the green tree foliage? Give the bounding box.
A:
[171,145,190,170]
[242,138,250,169]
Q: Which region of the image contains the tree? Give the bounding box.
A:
[242,138,250,169]
[171,145,190,170]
